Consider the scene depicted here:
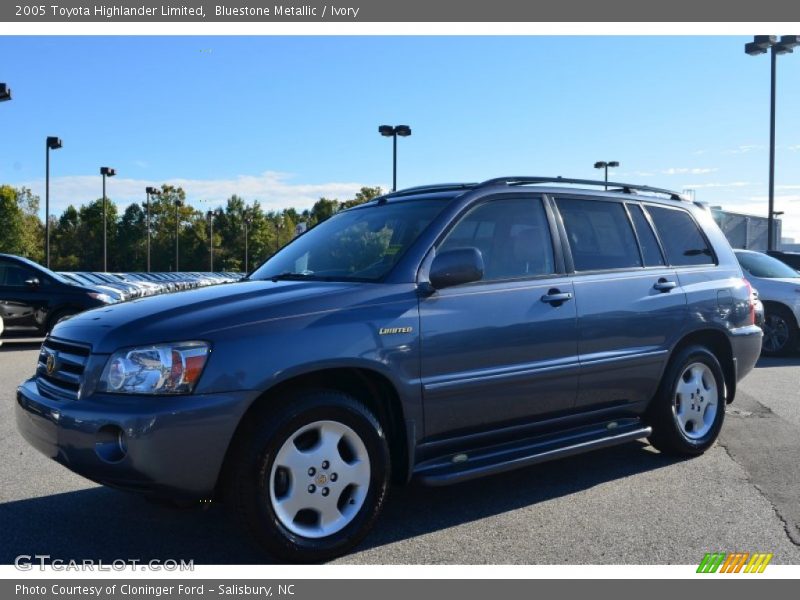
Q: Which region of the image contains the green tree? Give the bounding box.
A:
[0,185,44,262]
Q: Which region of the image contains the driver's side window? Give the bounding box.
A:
[439,197,555,282]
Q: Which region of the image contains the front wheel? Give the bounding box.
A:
[227,390,390,563]
[647,345,726,456]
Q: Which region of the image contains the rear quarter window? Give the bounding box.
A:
[645,205,715,266]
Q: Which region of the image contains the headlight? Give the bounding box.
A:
[88,292,115,304]
[98,341,210,395]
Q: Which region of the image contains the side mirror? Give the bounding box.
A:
[429,248,484,290]
[24,278,40,288]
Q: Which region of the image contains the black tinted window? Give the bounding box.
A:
[556,198,641,271]
[440,197,555,281]
[0,261,41,287]
[628,204,665,267]
[646,206,714,266]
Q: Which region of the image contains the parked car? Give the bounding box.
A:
[17,176,762,562]
[59,272,127,303]
[0,253,117,334]
[735,249,800,355]
[767,250,800,272]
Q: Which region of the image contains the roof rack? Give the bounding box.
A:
[376,183,477,203]
[477,176,685,201]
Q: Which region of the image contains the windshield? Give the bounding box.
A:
[737,251,800,279]
[250,199,447,282]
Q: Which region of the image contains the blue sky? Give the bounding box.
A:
[1,36,799,237]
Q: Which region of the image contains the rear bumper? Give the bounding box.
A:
[16,379,258,499]
[730,324,763,385]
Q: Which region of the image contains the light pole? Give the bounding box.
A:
[593,161,620,190]
[100,167,116,272]
[206,210,216,271]
[244,214,252,273]
[0,83,10,102]
[145,187,159,272]
[45,137,62,268]
[378,124,412,191]
[745,35,799,252]
[174,199,183,272]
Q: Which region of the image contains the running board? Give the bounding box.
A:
[413,420,652,486]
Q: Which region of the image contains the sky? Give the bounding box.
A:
[1,36,800,239]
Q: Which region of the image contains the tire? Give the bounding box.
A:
[226,390,391,563]
[46,308,79,334]
[647,345,726,456]
[761,304,799,357]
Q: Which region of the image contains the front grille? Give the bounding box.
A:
[36,338,91,401]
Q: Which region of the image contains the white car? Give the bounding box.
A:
[735,249,800,355]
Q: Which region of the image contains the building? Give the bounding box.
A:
[709,207,783,252]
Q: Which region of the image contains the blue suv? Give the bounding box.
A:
[16,177,762,562]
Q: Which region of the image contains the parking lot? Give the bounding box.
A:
[1,338,798,565]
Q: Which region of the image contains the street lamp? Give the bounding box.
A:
[145,187,160,272]
[244,214,252,273]
[206,209,217,272]
[378,124,412,191]
[745,34,800,251]
[174,199,183,272]
[45,137,62,268]
[0,83,10,102]
[100,167,116,272]
[593,161,620,190]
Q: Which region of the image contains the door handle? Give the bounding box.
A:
[654,278,677,292]
[541,289,573,305]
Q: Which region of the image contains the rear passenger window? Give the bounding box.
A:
[439,197,554,281]
[645,206,715,266]
[556,198,641,271]
[627,204,665,267]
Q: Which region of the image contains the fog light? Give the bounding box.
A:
[95,425,127,463]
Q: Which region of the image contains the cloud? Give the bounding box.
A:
[661,167,718,175]
[724,144,764,155]
[16,170,385,217]
[788,145,800,152]
[681,181,752,189]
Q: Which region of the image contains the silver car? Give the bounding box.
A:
[735,249,800,355]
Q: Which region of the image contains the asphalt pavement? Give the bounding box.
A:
[1,339,798,564]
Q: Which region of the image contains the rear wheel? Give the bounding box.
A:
[647,345,726,456]
[761,305,798,356]
[227,390,390,562]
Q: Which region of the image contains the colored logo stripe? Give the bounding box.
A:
[697,552,773,573]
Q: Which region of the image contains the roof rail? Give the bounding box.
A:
[376,183,477,202]
[477,176,685,201]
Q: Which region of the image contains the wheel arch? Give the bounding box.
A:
[669,328,736,404]
[216,366,411,497]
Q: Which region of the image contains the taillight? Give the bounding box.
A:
[743,278,755,326]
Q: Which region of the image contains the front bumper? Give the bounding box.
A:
[16,378,258,499]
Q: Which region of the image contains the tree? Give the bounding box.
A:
[0,185,44,262]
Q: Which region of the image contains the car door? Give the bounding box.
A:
[552,197,688,410]
[0,259,50,331]
[419,194,579,439]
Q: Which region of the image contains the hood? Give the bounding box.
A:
[52,279,403,353]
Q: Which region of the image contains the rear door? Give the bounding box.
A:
[419,194,579,438]
[552,196,687,410]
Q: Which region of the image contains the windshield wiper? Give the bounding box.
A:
[269,272,321,282]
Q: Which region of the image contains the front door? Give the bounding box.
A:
[419,195,579,439]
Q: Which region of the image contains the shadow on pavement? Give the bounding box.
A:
[755,355,800,368]
[0,440,681,564]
